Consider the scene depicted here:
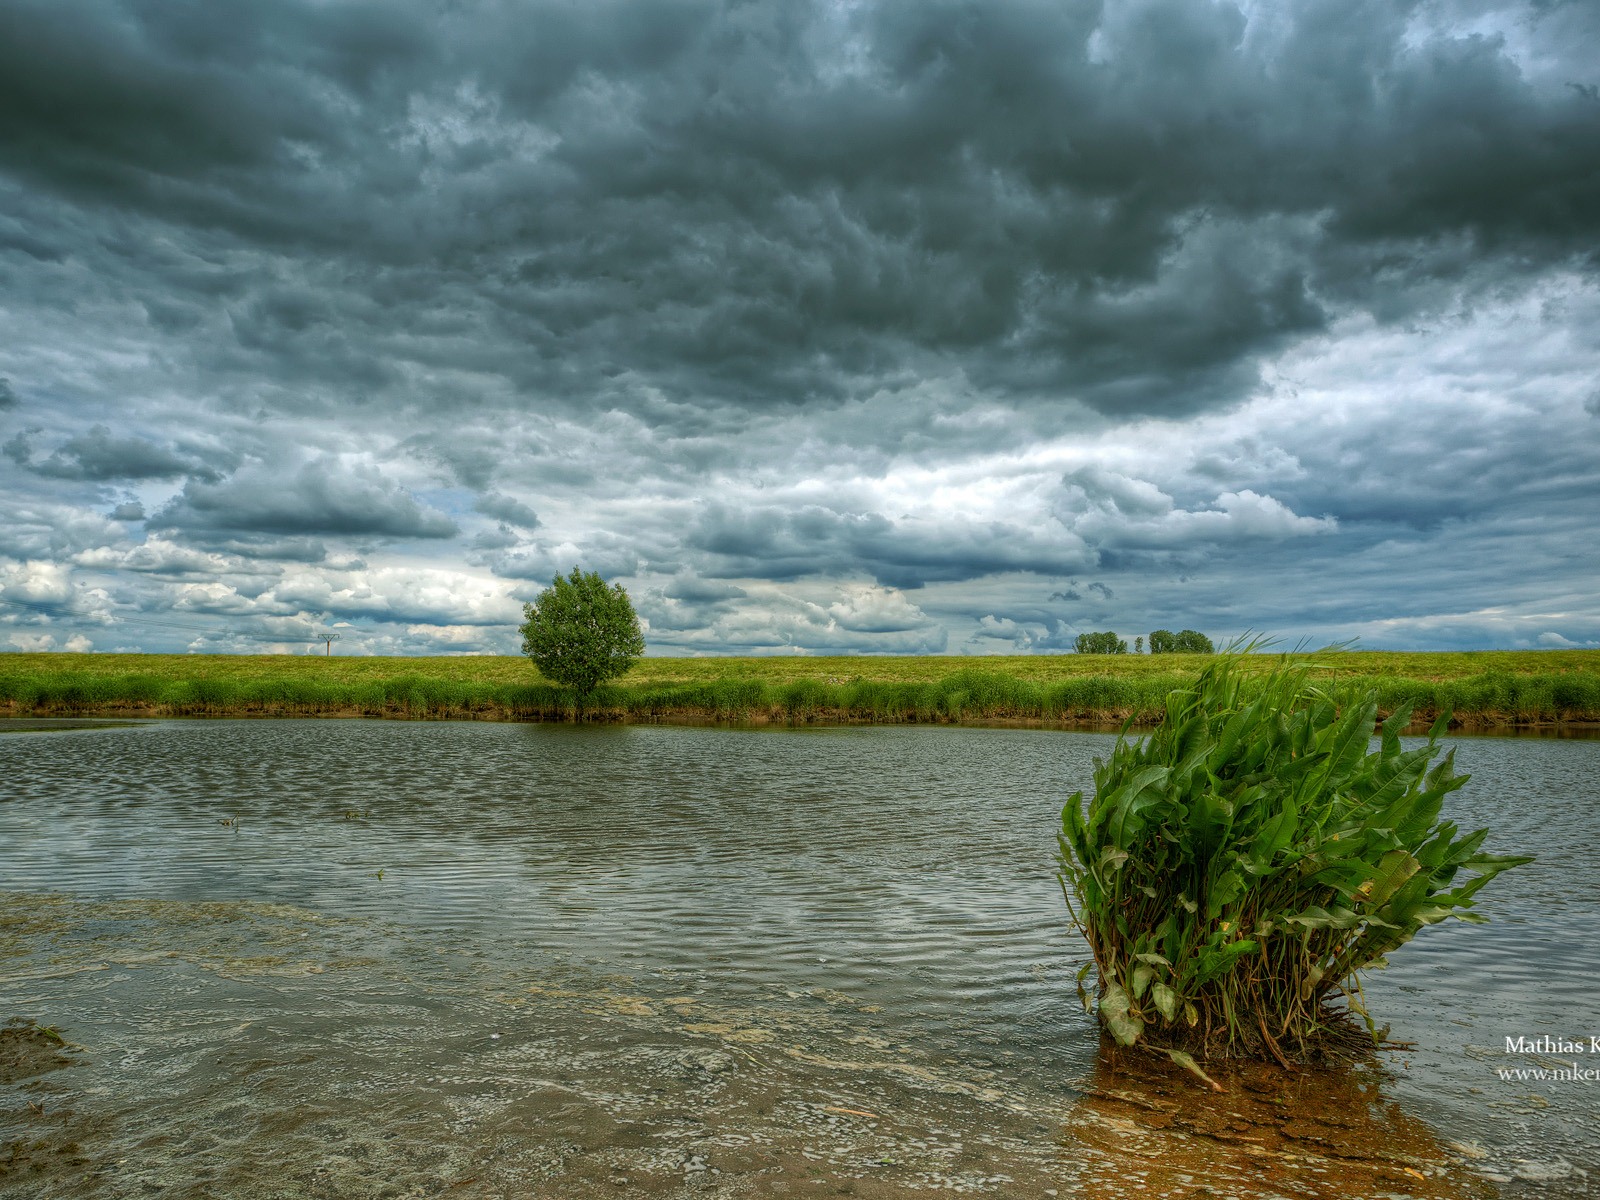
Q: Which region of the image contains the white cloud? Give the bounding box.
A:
[7,630,58,651]
[268,566,522,628]
[0,559,74,606]
[826,586,932,634]
[1058,475,1336,551]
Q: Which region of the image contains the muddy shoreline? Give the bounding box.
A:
[4,702,1596,735]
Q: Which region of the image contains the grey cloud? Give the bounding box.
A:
[150,458,458,542]
[689,503,1091,588]
[406,435,504,492]
[80,539,234,577]
[2,0,1598,655]
[30,424,215,481]
[1061,468,1171,520]
[472,491,541,530]
[109,500,145,521]
[826,587,934,634]
[965,613,1082,654]
[491,535,646,585]
[471,526,521,551]
[0,378,16,409]
[192,536,331,563]
[641,584,948,655]
[0,217,64,262]
[635,593,726,635]
[0,0,1594,432]
[635,574,749,633]
[663,575,748,603]
[1055,471,1336,552]
[1260,378,1600,532]
[0,500,126,560]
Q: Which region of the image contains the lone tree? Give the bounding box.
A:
[1149,629,1216,654]
[1074,631,1128,654]
[520,568,645,699]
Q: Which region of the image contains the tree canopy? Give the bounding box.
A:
[1075,631,1128,654]
[1148,629,1215,654]
[519,568,645,696]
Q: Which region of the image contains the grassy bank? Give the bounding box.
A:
[2,650,1598,728]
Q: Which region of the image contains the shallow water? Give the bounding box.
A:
[1,719,1595,1197]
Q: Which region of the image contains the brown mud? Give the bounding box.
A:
[0,1020,87,1189]
[1066,1050,1498,1199]
[3,704,1595,735]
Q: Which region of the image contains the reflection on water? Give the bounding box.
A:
[0,718,145,733]
[1065,1052,1497,1200]
[1,719,1597,1196]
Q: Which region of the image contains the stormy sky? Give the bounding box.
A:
[2,0,1597,657]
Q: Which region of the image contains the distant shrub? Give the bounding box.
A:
[1148,629,1215,654]
[1057,651,1530,1068]
[1075,631,1128,655]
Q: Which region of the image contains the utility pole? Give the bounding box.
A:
[320,633,341,656]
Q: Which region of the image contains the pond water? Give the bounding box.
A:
[1,719,1596,1198]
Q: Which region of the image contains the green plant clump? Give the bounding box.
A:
[1057,650,1531,1067]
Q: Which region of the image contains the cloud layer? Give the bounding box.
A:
[2,0,1597,655]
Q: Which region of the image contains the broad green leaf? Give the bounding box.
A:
[1164,1048,1221,1092]
[1150,981,1178,1022]
[1100,982,1144,1046]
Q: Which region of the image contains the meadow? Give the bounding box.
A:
[1,649,1598,727]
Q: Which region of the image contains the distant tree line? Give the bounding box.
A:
[1148,629,1214,654]
[1074,629,1215,655]
[1074,631,1128,655]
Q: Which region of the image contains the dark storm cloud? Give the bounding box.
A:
[472,491,540,530]
[25,424,218,482]
[149,457,458,543]
[1,432,32,467]
[3,0,1598,655]
[688,503,1091,587]
[2,0,1595,427]
[663,575,747,604]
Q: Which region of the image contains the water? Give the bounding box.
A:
[1,719,1596,1197]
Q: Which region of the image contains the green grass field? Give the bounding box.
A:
[2,649,1598,727]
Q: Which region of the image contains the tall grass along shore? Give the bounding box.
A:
[2,650,1597,729]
